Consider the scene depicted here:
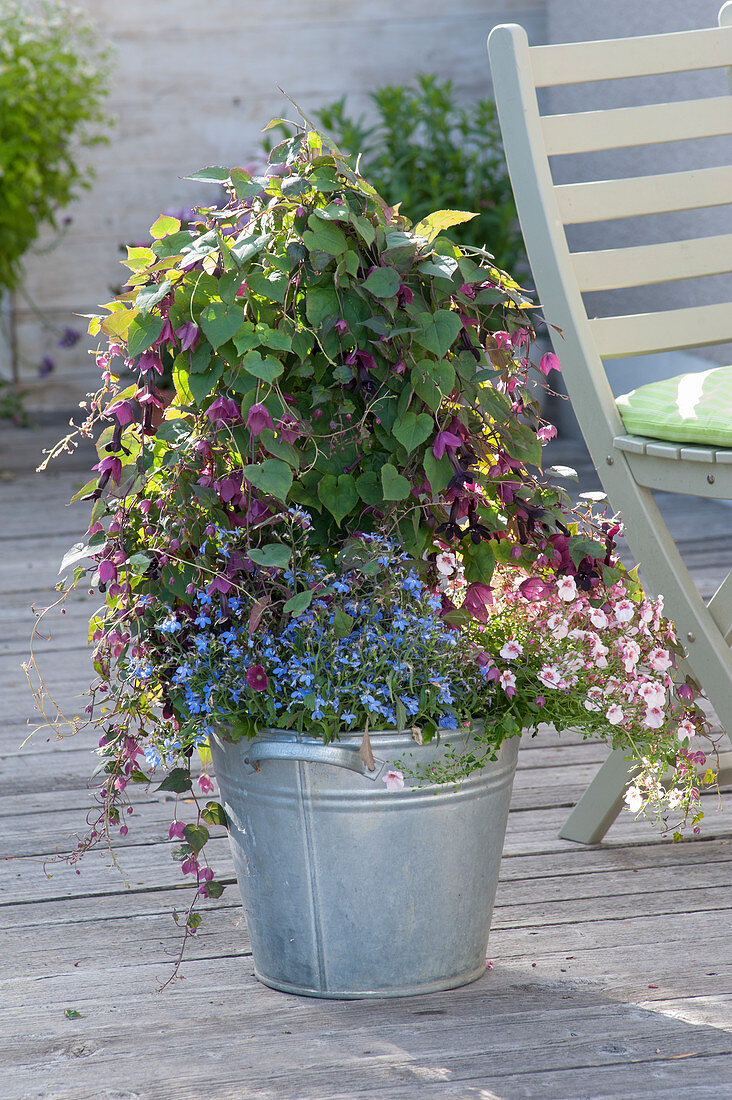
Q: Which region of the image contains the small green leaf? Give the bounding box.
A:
[136,279,172,316]
[303,216,349,256]
[59,542,90,574]
[362,266,400,298]
[247,543,292,569]
[156,767,192,793]
[423,450,453,495]
[188,360,224,404]
[206,880,225,898]
[184,166,231,184]
[413,209,478,242]
[381,464,411,500]
[127,314,164,358]
[150,214,181,240]
[240,350,284,383]
[284,589,314,615]
[202,801,228,828]
[230,231,270,264]
[333,608,355,638]
[243,459,293,503]
[318,473,358,526]
[199,302,245,350]
[64,1009,83,1020]
[183,823,210,854]
[355,469,383,505]
[462,540,495,585]
[418,255,459,280]
[415,310,462,358]
[393,411,434,454]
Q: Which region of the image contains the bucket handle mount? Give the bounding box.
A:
[244,738,389,782]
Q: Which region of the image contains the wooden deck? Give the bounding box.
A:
[1,423,731,1100]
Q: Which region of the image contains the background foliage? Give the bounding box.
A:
[311,75,525,276]
[0,0,109,293]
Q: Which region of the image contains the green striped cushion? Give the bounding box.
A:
[616,365,732,447]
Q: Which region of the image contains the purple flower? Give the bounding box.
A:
[246,665,269,692]
[98,560,117,585]
[246,403,274,437]
[137,349,162,375]
[433,431,462,460]
[206,396,242,425]
[539,352,560,375]
[57,327,80,348]
[176,322,200,351]
[462,583,494,623]
[518,576,556,601]
[38,356,55,378]
[169,820,186,840]
[397,284,413,308]
[93,455,123,483]
[104,399,135,426]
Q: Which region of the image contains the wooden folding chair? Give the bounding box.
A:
[488,4,732,843]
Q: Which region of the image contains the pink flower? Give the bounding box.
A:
[644,706,664,730]
[181,857,198,875]
[606,704,624,725]
[539,352,560,375]
[246,665,269,691]
[499,669,517,697]
[169,820,186,840]
[198,774,215,794]
[518,576,555,601]
[436,551,458,576]
[537,665,562,689]
[98,560,117,585]
[676,720,695,743]
[383,769,405,792]
[637,680,665,709]
[624,785,643,812]
[648,647,672,672]
[94,455,123,484]
[535,695,546,708]
[614,599,635,624]
[589,608,608,630]
[537,424,557,441]
[556,575,577,602]
[206,396,242,424]
[246,403,274,437]
[499,640,523,660]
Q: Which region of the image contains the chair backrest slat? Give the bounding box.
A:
[555,164,732,223]
[530,25,732,86]
[572,233,732,292]
[542,96,732,155]
[589,302,732,358]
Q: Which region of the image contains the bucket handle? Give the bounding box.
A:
[245,738,389,781]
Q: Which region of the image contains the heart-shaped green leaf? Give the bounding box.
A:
[127,314,163,358]
[318,473,358,526]
[333,608,355,638]
[415,310,463,358]
[393,411,434,454]
[284,589,314,615]
[413,209,478,242]
[183,823,210,854]
[240,350,284,383]
[362,266,400,298]
[303,216,348,256]
[243,459,293,503]
[381,464,411,501]
[199,302,245,350]
[247,543,292,569]
[136,280,172,316]
[423,450,453,495]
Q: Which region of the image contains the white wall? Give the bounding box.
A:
[16,0,546,410]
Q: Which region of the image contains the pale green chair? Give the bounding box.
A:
[488,4,732,842]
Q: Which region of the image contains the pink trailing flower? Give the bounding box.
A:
[461,583,494,623]
[206,396,242,424]
[499,670,517,698]
[518,576,555,602]
[94,455,123,484]
[383,769,405,792]
[539,352,560,375]
[98,560,117,585]
[104,399,135,426]
[246,665,269,691]
[536,424,557,442]
[169,820,186,840]
[198,774,215,794]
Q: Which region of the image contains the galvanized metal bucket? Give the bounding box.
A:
[209,724,519,999]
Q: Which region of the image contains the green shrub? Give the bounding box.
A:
[0,0,110,292]
[312,74,525,275]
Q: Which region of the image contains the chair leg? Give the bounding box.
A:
[559,747,631,844]
[560,748,732,845]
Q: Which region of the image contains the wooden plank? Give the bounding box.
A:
[530,24,732,87]
[571,233,732,292]
[590,301,732,357]
[542,96,732,156]
[555,165,732,224]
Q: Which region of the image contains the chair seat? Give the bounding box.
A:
[613,433,732,463]
[616,364,732,447]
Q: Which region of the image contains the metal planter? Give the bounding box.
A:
[209,725,519,999]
